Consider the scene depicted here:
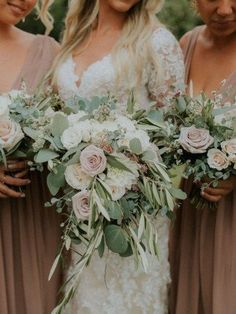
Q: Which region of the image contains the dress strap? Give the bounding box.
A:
[183,26,202,84]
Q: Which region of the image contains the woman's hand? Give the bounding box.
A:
[199,176,236,203]
[0,160,31,199]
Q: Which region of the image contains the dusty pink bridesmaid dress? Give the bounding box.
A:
[170,26,236,314]
[0,35,61,314]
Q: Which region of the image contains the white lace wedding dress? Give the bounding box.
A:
[57,27,185,314]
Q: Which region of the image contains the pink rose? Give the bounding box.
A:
[0,118,24,151]
[207,148,230,171]
[80,145,107,177]
[179,126,214,154]
[72,190,90,221]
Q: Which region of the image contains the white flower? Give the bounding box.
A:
[80,145,107,177]
[115,115,136,132]
[118,129,150,153]
[68,111,87,126]
[179,126,214,154]
[61,125,83,150]
[207,148,230,171]
[65,164,92,190]
[0,118,24,151]
[0,96,10,118]
[44,107,56,119]
[105,179,126,201]
[106,164,138,189]
[72,190,91,221]
[221,139,236,155]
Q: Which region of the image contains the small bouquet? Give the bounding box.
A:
[0,87,62,165]
[148,92,236,210]
[0,92,25,163]
[27,95,185,311]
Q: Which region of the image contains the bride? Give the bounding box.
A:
[53,0,184,313]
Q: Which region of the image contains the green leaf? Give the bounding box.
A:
[126,90,135,115]
[176,96,187,113]
[106,201,123,220]
[142,150,157,162]
[170,187,187,200]
[47,164,66,196]
[165,189,175,211]
[107,155,133,173]
[119,243,133,257]
[34,149,59,163]
[105,225,128,254]
[23,127,40,140]
[129,138,143,155]
[51,113,69,137]
[97,235,105,258]
[48,254,61,281]
[138,213,145,240]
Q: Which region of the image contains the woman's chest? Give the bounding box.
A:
[189,45,236,95]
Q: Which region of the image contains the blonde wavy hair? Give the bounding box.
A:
[36,0,54,34]
[52,0,165,92]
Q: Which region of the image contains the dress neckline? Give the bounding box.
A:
[11,35,41,92]
[69,53,111,89]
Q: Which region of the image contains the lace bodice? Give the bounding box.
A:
[58,27,185,314]
[57,27,184,110]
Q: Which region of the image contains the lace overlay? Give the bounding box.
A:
[57,27,185,314]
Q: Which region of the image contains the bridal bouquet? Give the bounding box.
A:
[27,94,185,311]
[148,93,236,209]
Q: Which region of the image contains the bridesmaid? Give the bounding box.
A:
[0,1,61,314]
[170,1,236,314]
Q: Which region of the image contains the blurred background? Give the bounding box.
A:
[18,0,202,41]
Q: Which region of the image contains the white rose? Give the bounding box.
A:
[106,164,138,189]
[105,179,126,201]
[115,115,136,132]
[207,148,230,171]
[65,164,92,190]
[179,126,214,154]
[221,139,236,155]
[72,190,91,221]
[0,96,10,118]
[61,125,83,150]
[80,145,107,177]
[118,130,150,153]
[0,118,24,151]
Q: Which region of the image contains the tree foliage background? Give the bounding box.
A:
[18,0,202,41]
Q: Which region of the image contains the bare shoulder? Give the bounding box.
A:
[179,31,192,50]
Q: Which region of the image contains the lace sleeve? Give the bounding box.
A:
[148,28,185,107]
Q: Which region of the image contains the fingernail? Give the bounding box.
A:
[21,193,25,198]
[27,180,31,184]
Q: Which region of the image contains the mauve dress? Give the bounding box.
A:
[169,26,236,314]
[0,35,61,314]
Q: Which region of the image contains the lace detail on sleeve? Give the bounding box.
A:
[148,28,185,107]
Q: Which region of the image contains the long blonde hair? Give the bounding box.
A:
[36,0,54,34]
[53,0,164,91]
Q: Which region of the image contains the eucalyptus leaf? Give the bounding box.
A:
[34,149,59,163]
[105,225,128,254]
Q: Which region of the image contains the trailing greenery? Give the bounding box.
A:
[18,0,202,41]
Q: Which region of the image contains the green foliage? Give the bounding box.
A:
[159,0,202,39]
[18,0,202,41]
